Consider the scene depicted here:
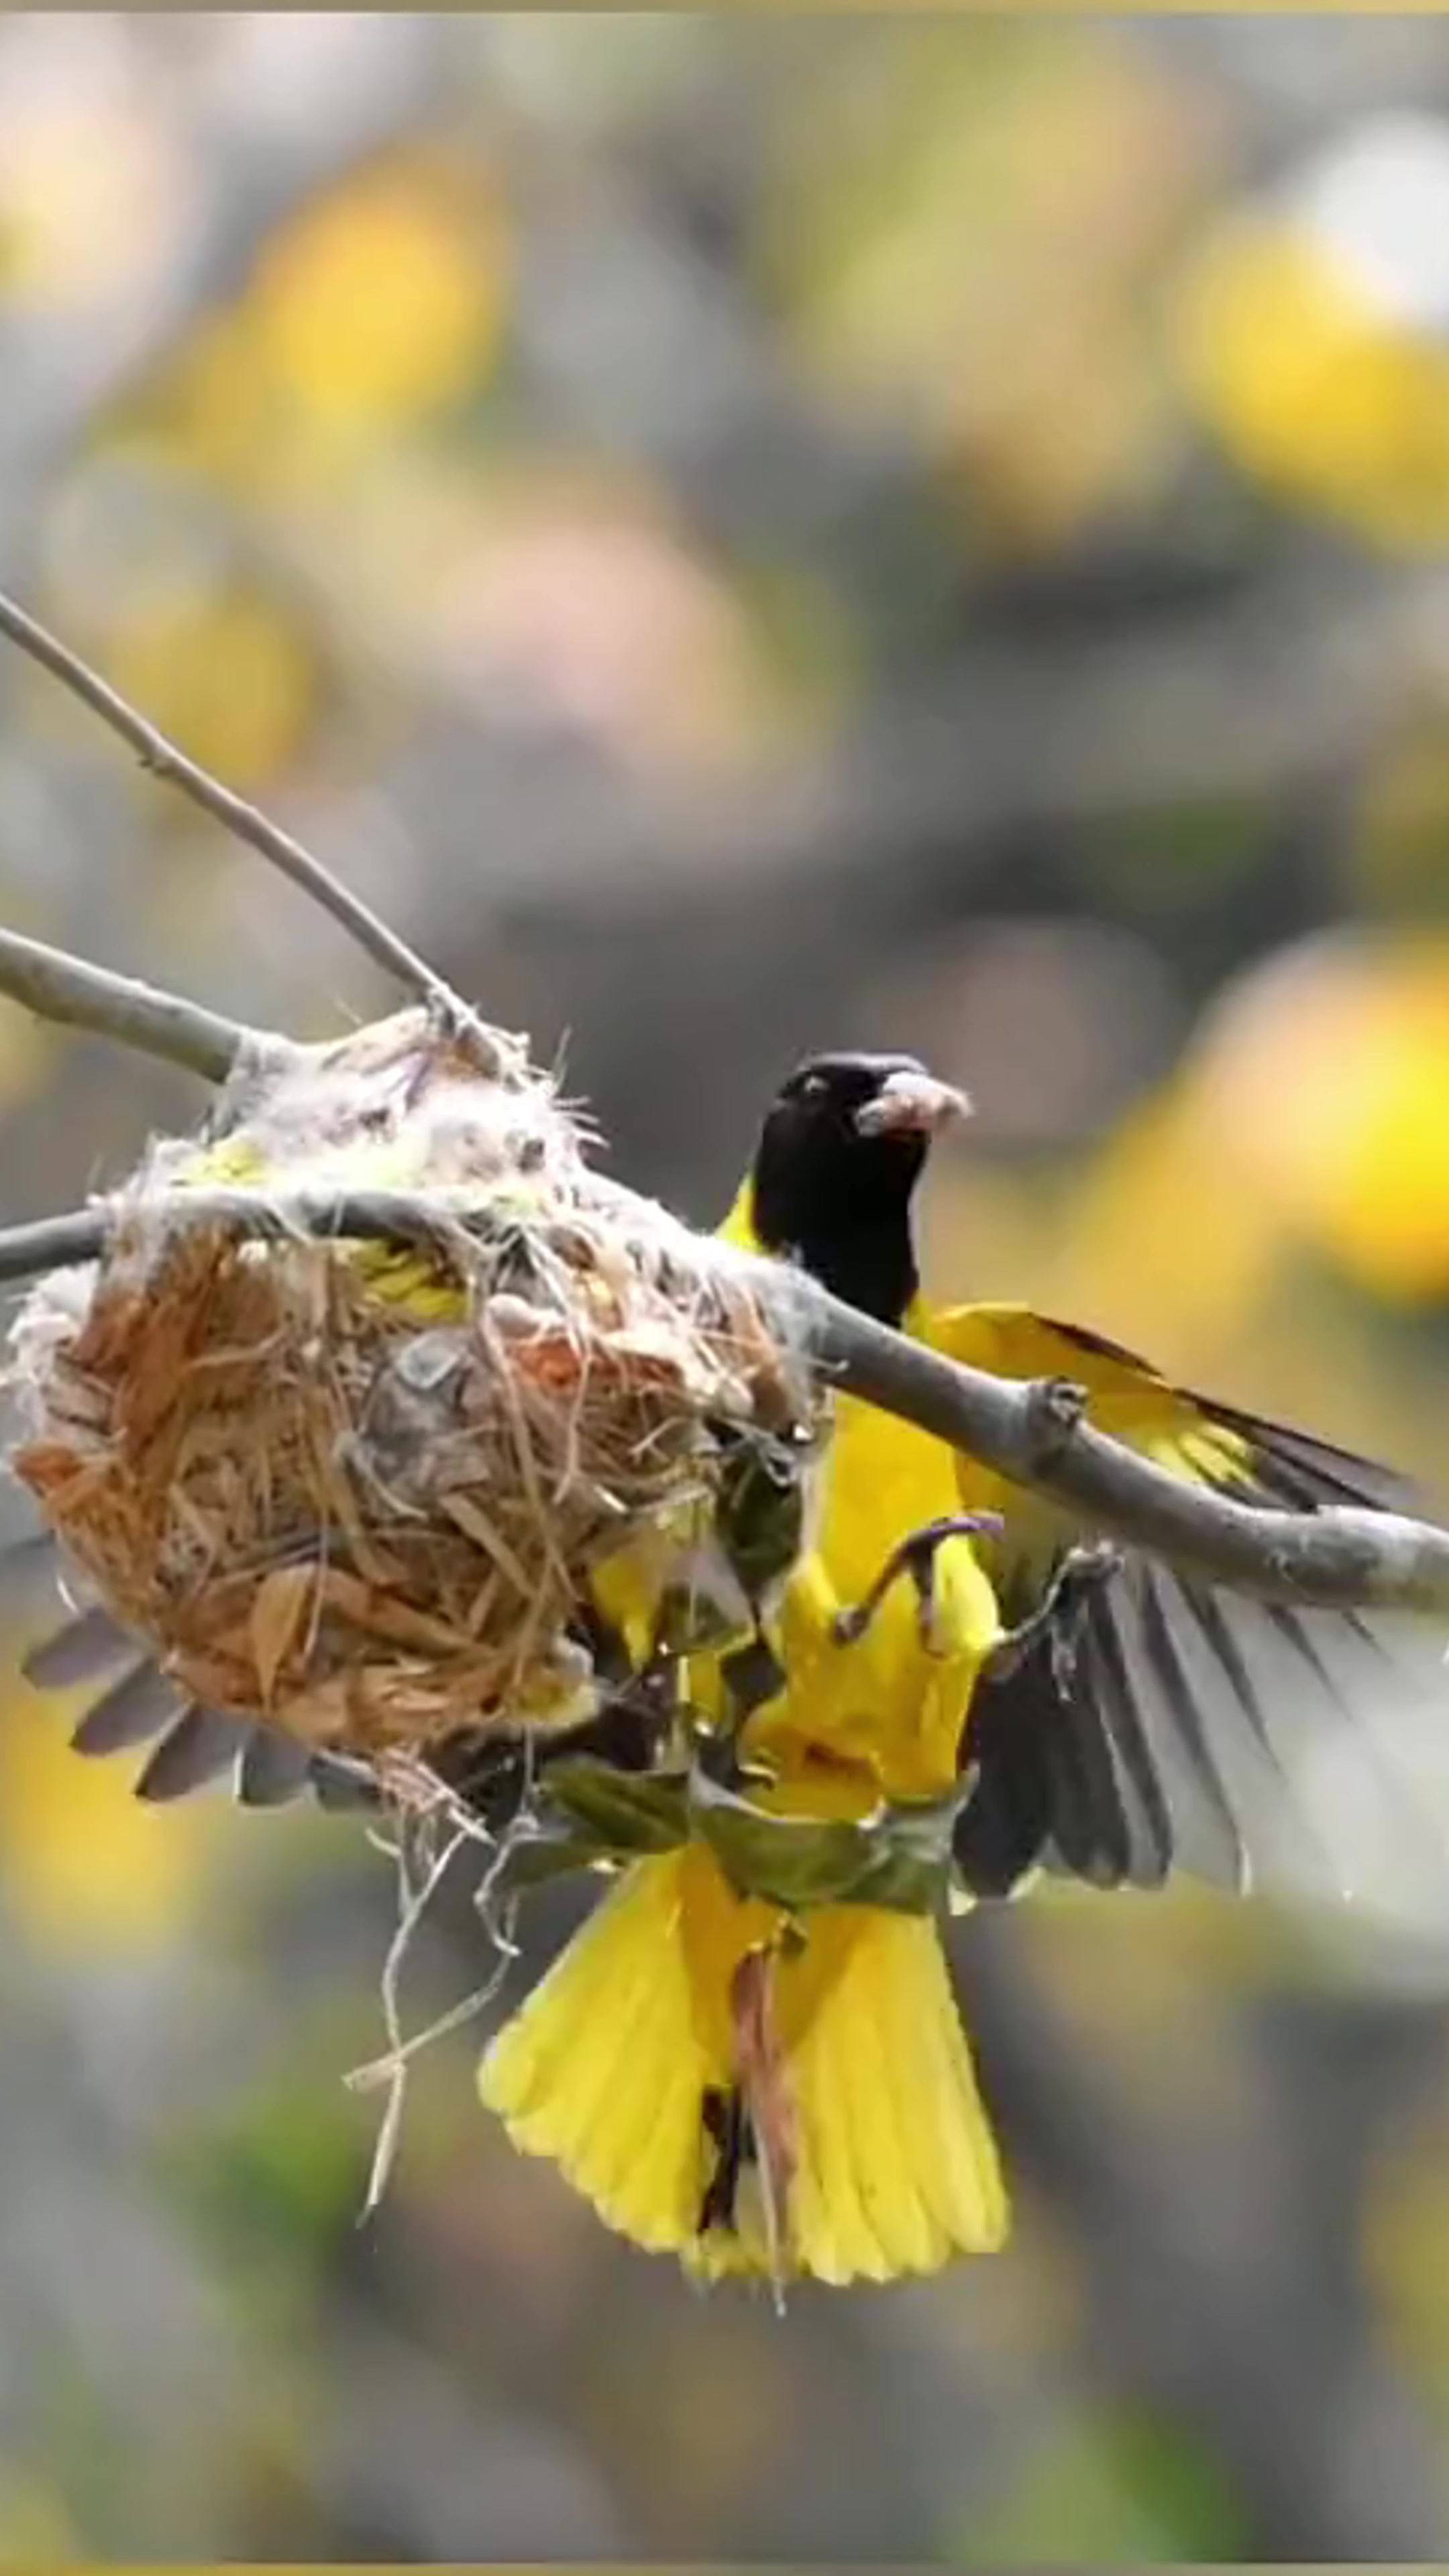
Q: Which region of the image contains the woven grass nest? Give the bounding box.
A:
[5,1008,819,1770]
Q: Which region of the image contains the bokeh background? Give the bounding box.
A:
[3,10,1449,2561]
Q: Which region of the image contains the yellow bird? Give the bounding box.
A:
[479,1071,1016,2289]
[15,1057,1012,2285]
[478,1413,1011,2288]
[720,1051,1438,1905]
[445,1043,1442,2286]
[22,1048,1436,2289]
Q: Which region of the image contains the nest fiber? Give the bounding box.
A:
[7,1010,816,1764]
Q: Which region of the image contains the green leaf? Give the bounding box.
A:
[508,1751,967,1920]
[533,1756,692,1858]
[689,1765,965,1915]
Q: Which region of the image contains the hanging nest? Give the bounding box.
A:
[5,1008,820,1768]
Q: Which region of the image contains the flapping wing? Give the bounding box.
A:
[932,1304,1449,1913]
[0,1531,377,1812]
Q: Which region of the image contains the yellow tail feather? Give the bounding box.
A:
[478,1843,1010,2285]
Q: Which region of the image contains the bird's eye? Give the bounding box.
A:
[798,1074,827,1102]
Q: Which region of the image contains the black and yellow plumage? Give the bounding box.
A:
[729,1050,1444,1909]
[11,1043,1445,2288]
[482,1065,1013,2285]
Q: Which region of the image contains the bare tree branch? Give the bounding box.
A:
[0,1209,116,1281]
[0,1191,510,1284]
[0,588,473,1030]
[796,1281,1449,1617]
[3,1185,1448,1623]
[0,924,270,1085]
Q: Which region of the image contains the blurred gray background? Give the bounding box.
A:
[3,13,1449,2561]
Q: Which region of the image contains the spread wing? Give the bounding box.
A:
[930,1305,1449,1918]
[0,1533,377,1811]
[0,1532,665,1822]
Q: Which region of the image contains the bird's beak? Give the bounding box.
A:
[853,1070,971,1138]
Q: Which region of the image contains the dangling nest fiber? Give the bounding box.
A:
[5,1009,818,1766]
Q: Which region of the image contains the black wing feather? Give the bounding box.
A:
[23,1605,135,1690]
[236,1726,315,1807]
[3,1533,382,1816]
[136,1707,248,1802]
[1195,1401,1417,1515]
[72,1664,186,1756]
[307,1752,382,1812]
[955,1659,1061,1896]
[969,1397,1448,1902]
[1074,1582,1175,1885]
[1034,1635,1133,1888]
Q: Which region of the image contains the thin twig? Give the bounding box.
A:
[0,1192,476,1283]
[0,587,469,1026]
[0,1210,127,1282]
[0,924,265,1085]
[3,1185,1449,1622]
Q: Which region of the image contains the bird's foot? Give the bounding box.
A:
[833,1512,1006,1652]
[985,1540,1122,1686]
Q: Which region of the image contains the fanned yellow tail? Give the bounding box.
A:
[478,1843,1009,2285]
[479,1851,713,2257]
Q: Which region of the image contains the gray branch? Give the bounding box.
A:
[0,924,268,1085]
[2,1186,1447,1624]
[0,588,470,1028]
[796,1281,1449,1616]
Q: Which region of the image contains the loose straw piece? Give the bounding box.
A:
[347,1778,527,2220]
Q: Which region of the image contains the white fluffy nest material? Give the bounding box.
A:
[5,1010,818,1764]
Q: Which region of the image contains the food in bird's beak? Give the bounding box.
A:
[853,1070,971,1138]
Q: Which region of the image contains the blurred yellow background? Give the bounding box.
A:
[1,12,1449,2562]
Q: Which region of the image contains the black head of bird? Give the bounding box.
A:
[748,1051,968,1324]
